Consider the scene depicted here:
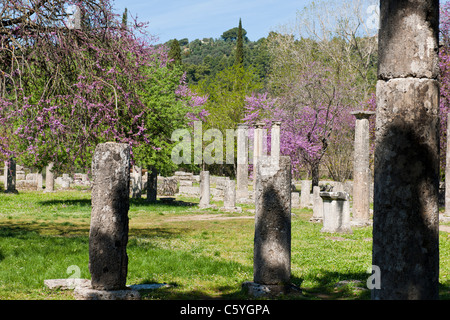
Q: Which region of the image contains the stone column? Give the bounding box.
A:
[4,158,17,193]
[445,116,450,218]
[89,142,131,292]
[236,124,249,200]
[271,121,281,165]
[291,192,300,208]
[300,180,311,208]
[221,179,242,213]
[351,111,375,227]
[223,180,236,207]
[320,191,352,234]
[253,156,292,292]
[45,162,54,192]
[130,165,142,199]
[373,0,440,300]
[199,171,210,208]
[36,172,43,190]
[310,186,323,222]
[146,167,157,203]
[253,122,265,186]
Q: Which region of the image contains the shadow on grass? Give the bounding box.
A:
[0,222,90,239]
[129,198,198,208]
[298,271,371,300]
[134,271,373,300]
[36,195,198,209]
[37,199,92,207]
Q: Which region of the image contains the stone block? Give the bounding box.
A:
[320,191,352,234]
[377,0,439,79]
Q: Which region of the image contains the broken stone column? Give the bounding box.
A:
[291,192,300,208]
[373,0,440,300]
[221,180,242,213]
[236,124,249,200]
[4,158,17,193]
[130,165,142,199]
[146,167,157,203]
[86,142,139,299]
[45,162,54,192]
[251,156,293,295]
[310,186,323,222]
[300,180,311,208]
[320,191,352,234]
[36,172,43,190]
[271,121,281,165]
[351,111,375,227]
[199,171,211,208]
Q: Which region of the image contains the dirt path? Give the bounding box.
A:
[164,214,254,222]
[440,225,450,233]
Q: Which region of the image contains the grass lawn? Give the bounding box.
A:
[0,190,449,300]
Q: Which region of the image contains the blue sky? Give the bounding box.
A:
[111,0,311,43]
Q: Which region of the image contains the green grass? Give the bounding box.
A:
[0,190,449,300]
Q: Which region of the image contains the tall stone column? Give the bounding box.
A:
[4,158,17,193]
[236,124,249,200]
[253,156,292,292]
[351,111,375,227]
[253,122,265,186]
[372,0,440,300]
[89,142,131,291]
[271,121,281,165]
[45,162,54,192]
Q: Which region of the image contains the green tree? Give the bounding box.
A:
[168,39,182,67]
[133,64,199,176]
[121,7,128,28]
[221,26,248,42]
[192,64,262,175]
[235,18,244,65]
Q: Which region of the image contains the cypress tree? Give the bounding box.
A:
[168,39,182,67]
[121,8,128,29]
[235,18,244,65]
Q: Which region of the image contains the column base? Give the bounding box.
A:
[242,281,302,298]
[198,204,217,209]
[350,219,372,227]
[74,287,141,300]
[309,217,323,223]
[220,206,243,213]
[320,226,353,234]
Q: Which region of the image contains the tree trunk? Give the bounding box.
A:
[311,162,319,189]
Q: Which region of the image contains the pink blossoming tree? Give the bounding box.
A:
[0,0,207,175]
